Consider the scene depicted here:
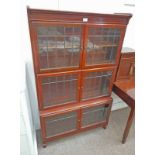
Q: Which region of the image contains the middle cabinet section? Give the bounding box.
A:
[37,67,116,110]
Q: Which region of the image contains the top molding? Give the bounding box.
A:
[27,8,132,25]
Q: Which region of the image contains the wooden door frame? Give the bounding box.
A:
[82,24,127,69]
[80,100,112,129]
[40,109,80,145]
[29,21,85,74]
[80,66,117,102]
[37,70,81,110]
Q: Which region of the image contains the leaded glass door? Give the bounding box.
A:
[84,25,124,67]
[43,111,79,138]
[81,67,115,101]
[37,71,80,110]
[81,103,110,128]
[33,23,83,72]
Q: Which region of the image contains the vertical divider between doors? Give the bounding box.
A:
[77,72,82,103]
[81,24,88,68]
[78,24,87,103]
[108,67,117,96]
[105,101,112,126]
[77,109,82,130]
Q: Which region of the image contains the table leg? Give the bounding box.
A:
[122,107,135,144]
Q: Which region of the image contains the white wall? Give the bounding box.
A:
[22,0,135,129]
[20,88,38,155]
[20,51,38,155]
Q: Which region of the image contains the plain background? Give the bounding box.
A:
[0,0,155,155]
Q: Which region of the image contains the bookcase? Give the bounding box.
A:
[27,8,132,147]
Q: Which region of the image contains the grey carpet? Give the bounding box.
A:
[37,108,135,155]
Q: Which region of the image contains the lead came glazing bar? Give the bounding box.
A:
[63,75,66,99]
[83,107,106,115]
[42,78,77,85]
[70,35,74,66]
[64,27,66,66]
[85,73,112,80]
[69,74,72,99]
[46,115,77,124]
[46,29,49,68]
[109,29,116,61]
[88,34,120,37]
[55,34,58,67]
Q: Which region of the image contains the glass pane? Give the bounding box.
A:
[37,25,82,70]
[45,112,77,137]
[82,71,112,100]
[42,74,78,108]
[86,27,121,65]
[82,104,109,127]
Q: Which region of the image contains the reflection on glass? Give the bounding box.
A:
[86,28,121,65]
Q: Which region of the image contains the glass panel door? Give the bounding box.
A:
[86,26,121,66]
[37,25,82,70]
[82,70,113,101]
[81,104,110,127]
[40,73,79,109]
[45,111,78,138]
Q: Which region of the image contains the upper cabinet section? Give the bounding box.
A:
[28,8,132,73]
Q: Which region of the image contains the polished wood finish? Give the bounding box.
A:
[113,52,135,143]
[40,96,112,116]
[28,8,132,74]
[28,8,132,25]
[27,8,132,147]
[116,52,135,81]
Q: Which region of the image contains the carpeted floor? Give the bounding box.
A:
[37,108,135,155]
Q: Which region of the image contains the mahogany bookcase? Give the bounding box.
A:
[27,8,132,147]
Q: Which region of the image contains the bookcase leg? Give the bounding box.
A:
[122,108,135,144]
[103,123,107,129]
[43,142,47,148]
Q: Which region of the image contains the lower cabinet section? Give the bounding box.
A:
[40,98,112,146]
